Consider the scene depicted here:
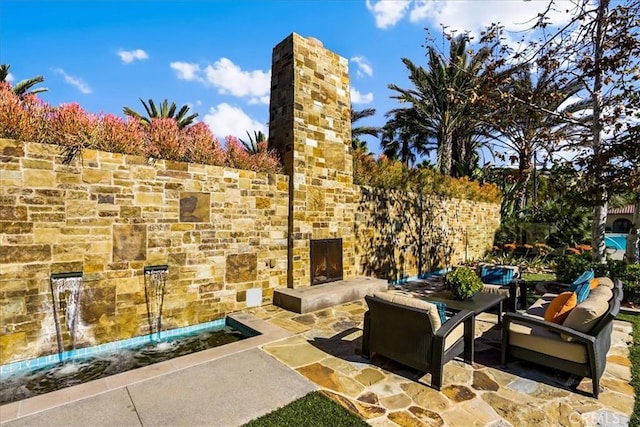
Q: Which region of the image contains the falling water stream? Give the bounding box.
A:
[50,274,83,354]
[144,266,168,336]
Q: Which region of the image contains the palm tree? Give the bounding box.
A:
[123,98,198,129]
[351,107,380,152]
[0,64,48,97]
[381,107,432,166]
[388,35,494,176]
[239,130,266,154]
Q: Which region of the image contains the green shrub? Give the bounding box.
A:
[554,253,592,282]
[620,264,640,304]
[554,255,640,304]
[444,267,483,300]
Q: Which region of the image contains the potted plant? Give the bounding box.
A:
[444,267,483,300]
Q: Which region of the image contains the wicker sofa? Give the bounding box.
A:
[362,291,475,390]
[501,278,622,398]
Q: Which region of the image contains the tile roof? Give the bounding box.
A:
[608,205,635,215]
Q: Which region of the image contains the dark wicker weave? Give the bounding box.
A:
[362,294,475,390]
[501,280,622,398]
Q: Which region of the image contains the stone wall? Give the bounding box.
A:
[355,186,501,281]
[269,33,356,288]
[0,139,289,364]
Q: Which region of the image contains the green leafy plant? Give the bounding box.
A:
[444,267,483,300]
[554,253,592,282]
[620,264,640,305]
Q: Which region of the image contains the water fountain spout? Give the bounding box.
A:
[144,265,168,337]
[50,272,83,355]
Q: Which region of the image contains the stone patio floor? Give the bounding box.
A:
[245,298,634,426]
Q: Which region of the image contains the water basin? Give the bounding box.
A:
[0,317,257,405]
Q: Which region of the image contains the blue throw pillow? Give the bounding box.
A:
[574,281,591,303]
[432,301,447,324]
[568,269,595,291]
[480,267,514,286]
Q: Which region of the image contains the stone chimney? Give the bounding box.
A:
[268,33,356,288]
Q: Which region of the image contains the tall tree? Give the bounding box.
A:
[123,98,198,129]
[351,107,380,152]
[530,0,640,262]
[380,107,432,166]
[388,34,494,176]
[0,64,48,97]
[489,68,585,211]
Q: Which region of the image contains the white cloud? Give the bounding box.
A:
[410,0,576,38]
[350,56,373,78]
[204,58,270,104]
[366,0,411,29]
[170,61,203,81]
[117,49,149,64]
[169,58,270,105]
[350,88,374,104]
[202,103,266,139]
[6,72,14,82]
[366,0,576,38]
[52,68,92,94]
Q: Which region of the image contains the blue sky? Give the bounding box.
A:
[1,1,575,154]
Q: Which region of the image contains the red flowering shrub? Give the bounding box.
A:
[182,122,225,166]
[93,114,144,155]
[222,136,281,174]
[48,103,97,148]
[0,84,281,173]
[143,118,185,160]
[0,83,49,142]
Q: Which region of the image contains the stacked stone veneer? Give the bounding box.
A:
[0,139,289,364]
[269,33,356,288]
[355,186,501,281]
[0,34,501,365]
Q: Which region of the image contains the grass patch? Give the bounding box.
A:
[242,391,368,427]
[522,272,557,306]
[618,313,640,426]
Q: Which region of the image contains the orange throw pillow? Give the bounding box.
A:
[544,292,578,324]
[589,278,600,290]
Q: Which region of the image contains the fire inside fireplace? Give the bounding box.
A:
[310,239,343,285]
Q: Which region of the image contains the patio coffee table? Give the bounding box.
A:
[423,292,507,324]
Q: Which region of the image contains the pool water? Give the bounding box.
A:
[0,324,251,405]
[605,233,627,250]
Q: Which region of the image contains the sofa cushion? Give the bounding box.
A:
[445,323,464,350]
[373,291,442,330]
[480,266,517,285]
[574,281,591,304]
[591,277,615,290]
[561,293,611,342]
[482,283,518,297]
[508,321,588,363]
[587,285,613,303]
[432,301,448,324]
[544,292,577,324]
[567,269,595,291]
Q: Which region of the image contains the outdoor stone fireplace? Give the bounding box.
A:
[269,33,357,289]
[310,239,343,285]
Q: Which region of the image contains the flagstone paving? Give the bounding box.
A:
[246,299,634,426]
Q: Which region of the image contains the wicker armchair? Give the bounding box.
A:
[362,293,475,390]
[477,264,526,312]
[501,280,622,398]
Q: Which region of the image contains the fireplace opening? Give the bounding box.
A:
[310,239,343,285]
